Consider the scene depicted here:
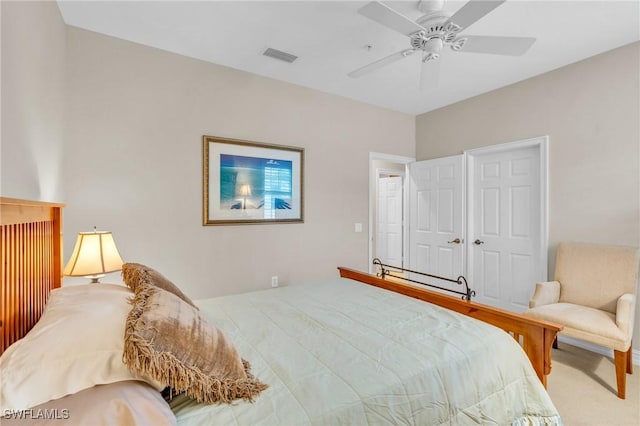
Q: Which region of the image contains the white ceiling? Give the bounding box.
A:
[57,0,640,115]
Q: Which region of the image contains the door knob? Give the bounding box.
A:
[474,239,485,245]
[447,238,462,244]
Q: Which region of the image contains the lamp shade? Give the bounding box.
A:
[237,184,252,197]
[63,230,124,278]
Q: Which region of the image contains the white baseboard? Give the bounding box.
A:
[557,335,640,366]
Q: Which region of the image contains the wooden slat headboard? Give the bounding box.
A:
[1,197,64,354]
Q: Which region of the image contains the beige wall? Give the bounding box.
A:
[416,42,640,349]
[1,0,66,201]
[63,27,415,297]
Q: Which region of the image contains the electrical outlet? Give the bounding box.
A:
[271,276,279,288]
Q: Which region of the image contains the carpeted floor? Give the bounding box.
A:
[546,344,640,426]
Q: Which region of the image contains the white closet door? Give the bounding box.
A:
[466,140,546,312]
[408,155,465,290]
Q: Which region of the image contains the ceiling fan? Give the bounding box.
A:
[349,0,536,82]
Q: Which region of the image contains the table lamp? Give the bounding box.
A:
[238,184,252,209]
[63,227,124,283]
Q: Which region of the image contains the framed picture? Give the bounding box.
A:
[203,135,304,225]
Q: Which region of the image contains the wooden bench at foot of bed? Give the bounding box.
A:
[338,267,562,387]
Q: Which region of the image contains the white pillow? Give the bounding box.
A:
[0,284,159,410]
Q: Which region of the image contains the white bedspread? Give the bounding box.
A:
[170,277,561,425]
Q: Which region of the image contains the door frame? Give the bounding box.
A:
[464,136,550,287]
[369,152,415,274]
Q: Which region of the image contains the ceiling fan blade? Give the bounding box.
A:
[358,1,425,36]
[453,35,536,56]
[445,0,505,31]
[420,57,441,90]
[349,49,416,78]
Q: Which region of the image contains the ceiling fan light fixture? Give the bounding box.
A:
[425,37,444,54]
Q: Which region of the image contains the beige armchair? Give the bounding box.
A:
[525,242,640,399]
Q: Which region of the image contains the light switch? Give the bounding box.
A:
[355,223,363,233]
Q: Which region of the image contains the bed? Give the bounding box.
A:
[0,197,562,425]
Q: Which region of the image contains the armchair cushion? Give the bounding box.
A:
[526,303,629,351]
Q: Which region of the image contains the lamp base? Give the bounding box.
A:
[87,274,106,284]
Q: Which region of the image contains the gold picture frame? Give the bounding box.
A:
[203,135,304,225]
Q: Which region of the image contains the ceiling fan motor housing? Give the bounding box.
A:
[418,0,445,15]
[414,13,461,49]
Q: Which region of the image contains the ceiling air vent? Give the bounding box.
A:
[263,48,298,63]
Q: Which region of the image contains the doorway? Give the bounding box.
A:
[369,152,415,274]
[377,171,403,267]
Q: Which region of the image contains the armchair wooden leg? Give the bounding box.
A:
[626,344,633,375]
[614,349,628,399]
